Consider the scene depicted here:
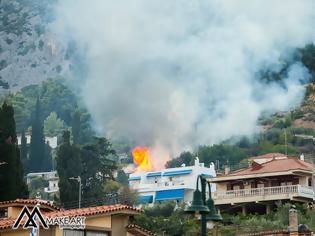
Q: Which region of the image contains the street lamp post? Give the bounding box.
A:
[69,176,82,208]
[185,175,222,236]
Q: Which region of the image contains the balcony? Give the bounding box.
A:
[44,186,59,193]
[213,185,315,205]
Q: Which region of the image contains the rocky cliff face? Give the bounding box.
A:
[0,0,70,94]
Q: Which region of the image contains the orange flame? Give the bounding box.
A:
[132,146,153,172]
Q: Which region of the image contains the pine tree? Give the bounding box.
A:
[56,130,82,205]
[29,98,46,172]
[0,102,28,200]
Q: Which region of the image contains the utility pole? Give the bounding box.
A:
[69,176,82,208]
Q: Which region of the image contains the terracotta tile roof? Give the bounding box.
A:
[126,224,157,236]
[44,204,142,218]
[226,157,315,177]
[248,153,286,160]
[0,199,59,210]
[0,204,142,230]
[0,218,16,230]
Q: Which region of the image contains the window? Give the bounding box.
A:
[63,230,84,236]
[86,231,109,236]
[63,230,109,236]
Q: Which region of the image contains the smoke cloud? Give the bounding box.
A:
[51,0,314,157]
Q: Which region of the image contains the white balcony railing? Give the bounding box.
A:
[213,185,315,200]
[44,186,59,193]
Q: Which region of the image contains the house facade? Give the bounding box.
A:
[211,154,315,214]
[0,199,155,236]
[26,171,59,198]
[129,158,216,204]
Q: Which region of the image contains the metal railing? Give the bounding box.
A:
[213,185,314,199]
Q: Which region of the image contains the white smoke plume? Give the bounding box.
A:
[51,0,314,158]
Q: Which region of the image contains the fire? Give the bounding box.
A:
[132,146,153,172]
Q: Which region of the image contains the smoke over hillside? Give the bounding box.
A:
[52,0,315,157]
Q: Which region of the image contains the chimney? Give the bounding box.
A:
[224,165,230,175]
[300,153,305,161]
[194,157,200,166]
[289,205,298,235]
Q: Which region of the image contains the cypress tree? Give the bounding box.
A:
[43,141,52,171]
[56,130,82,205]
[0,102,28,200]
[29,98,46,172]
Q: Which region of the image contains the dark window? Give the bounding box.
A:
[63,229,110,236]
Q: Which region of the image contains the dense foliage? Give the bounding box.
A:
[132,202,199,236]
[209,203,315,235]
[28,98,51,172]
[56,131,82,205]
[0,102,28,200]
[56,131,118,207]
[3,78,94,142]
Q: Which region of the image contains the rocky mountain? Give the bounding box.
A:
[0,0,71,94]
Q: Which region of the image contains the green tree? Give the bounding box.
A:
[71,110,80,144]
[198,144,247,168]
[56,130,82,205]
[166,151,194,168]
[80,137,117,199]
[28,98,46,172]
[133,202,199,235]
[116,170,128,185]
[0,102,28,200]
[44,112,65,137]
[42,141,52,171]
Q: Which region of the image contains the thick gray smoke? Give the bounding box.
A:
[52,0,314,158]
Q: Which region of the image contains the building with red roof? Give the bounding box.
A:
[0,199,156,236]
[211,154,315,215]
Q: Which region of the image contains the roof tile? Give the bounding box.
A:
[226,157,315,177]
[0,199,59,210]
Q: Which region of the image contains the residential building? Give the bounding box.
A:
[211,154,315,214]
[26,171,59,198]
[0,199,156,236]
[17,135,58,149]
[129,158,216,204]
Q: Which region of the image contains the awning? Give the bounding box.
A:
[147,172,162,178]
[163,169,192,177]
[155,189,185,201]
[139,195,153,204]
[129,176,141,181]
[201,173,213,178]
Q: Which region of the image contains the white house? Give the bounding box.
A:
[129,158,216,204]
[26,171,59,195]
[17,135,58,149]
